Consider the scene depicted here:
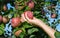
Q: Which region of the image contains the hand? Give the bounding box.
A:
[21,13,42,27]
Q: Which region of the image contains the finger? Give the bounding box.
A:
[24,11,32,21]
[21,14,27,22]
[21,13,30,23]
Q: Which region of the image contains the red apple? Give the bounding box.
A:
[24,11,33,19]
[28,1,34,9]
[11,17,21,28]
[15,30,22,36]
[3,16,9,23]
[0,15,3,23]
[3,5,7,11]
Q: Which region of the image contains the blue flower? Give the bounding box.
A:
[4,19,12,36]
[5,23,9,31]
[56,24,60,32]
[8,25,12,32]
[7,3,14,10]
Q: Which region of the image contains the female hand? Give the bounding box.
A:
[21,13,42,27]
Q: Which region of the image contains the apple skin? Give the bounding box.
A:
[15,30,22,37]
[3,5,7,11]
[11,17,21,28]
[28,1,34,9]
[0,15,3,23]
[3,16,9,23]
[24,11,33,19]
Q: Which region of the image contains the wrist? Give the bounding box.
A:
[34,19,43,27]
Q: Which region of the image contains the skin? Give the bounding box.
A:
[21,13,56,38]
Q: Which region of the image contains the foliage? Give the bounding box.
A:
[55,31,60,38]
[0,0,60,38]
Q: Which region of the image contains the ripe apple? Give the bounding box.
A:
[28,1,34,9]
[3,16,9,23]
[0,15,3,23]
[3,5,7,11]
[15,30,22,36]
[11,17,21,28]
[24,11,33,19]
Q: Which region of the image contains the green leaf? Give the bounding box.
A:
[21,28,26,33]
[54,31,60,38]
[19,32,25,38]
[34,11,40,15]
[0,27,4,35]
[25,6,31,11]
[0,24,4,29]
[29,35,35,38]
[28,28,39,34]
[0,30,3,35]
[23,22,33,28]
[0,27,4,32]
[23,24,32,28]
[12,35,16,38]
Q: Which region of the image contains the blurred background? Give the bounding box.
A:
[0,0,60,38]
